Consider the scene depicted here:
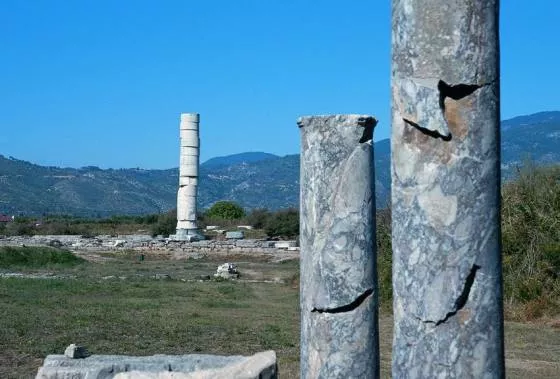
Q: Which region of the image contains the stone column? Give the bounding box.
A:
[298,115,379,379]
[391,1,504,378]
[176,113,202,240]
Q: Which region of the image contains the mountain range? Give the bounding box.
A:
[1,111,559,217]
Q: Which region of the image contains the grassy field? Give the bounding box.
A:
[0,247,559,378]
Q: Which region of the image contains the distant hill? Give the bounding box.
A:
[0,158,176,217]
[500,111,560,176]
[501,111,560,132]
[0,111,559,217]
[202,152,279,169]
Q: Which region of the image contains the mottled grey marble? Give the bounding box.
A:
[391,1,504,378]
[298,115,379,379]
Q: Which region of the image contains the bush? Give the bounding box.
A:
[245,208,271,229]
[141,214,159,224]
[151,210,177,237]
[376,208,393,306]
[264,208,299,239]
[205,201,245,220]
[501,162,560,319]
[10,223,35,236]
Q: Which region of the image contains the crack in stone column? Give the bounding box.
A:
[311,288,374,314]
[418,264,481,326]
[403,118,453,141]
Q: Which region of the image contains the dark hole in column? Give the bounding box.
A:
[438,80,481,114]
[358,117,377,143]
[438,80,481,101]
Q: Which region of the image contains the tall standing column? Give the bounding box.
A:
[299,115,379,379]
[391,1,504,378]
[176,113,202,240]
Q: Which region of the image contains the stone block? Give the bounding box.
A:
[273,241,296,249]
[64,344,90,359]
[36,351,277,379]
[180,132,199,147]
[225,231,244,240]
[180,113,199,124]
[233,239,256,248]
[179,177,198,186]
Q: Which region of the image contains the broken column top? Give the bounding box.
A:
[181,113,200,123]
[297,115,377,148]
[297,114,377,128]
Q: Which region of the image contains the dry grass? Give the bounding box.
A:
[0,252,300,378]
[502,163,560,320]
[0,251,559,378]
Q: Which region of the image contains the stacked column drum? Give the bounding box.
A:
[176,113,200,238]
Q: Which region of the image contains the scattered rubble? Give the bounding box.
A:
[214,263,239,280]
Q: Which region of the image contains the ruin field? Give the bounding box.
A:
[0,248,559,378]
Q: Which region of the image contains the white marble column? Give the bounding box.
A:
[176,113,202,240]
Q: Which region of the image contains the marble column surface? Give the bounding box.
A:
[391,1,504,378]
[176,113,201,239]
[298,114,379,379]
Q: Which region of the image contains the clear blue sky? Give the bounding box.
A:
[0,1,557,169]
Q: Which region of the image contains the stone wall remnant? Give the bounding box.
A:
[391,1,504,377]
[298,115,379,379]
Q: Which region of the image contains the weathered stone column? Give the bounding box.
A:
[298,115,379,379]
[391,1,504,378]
[175,113,203,240]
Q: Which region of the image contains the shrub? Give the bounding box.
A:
[376,208,393,306]
[245,208,271,229]
[11,223,35,236]
[205,201,245,220]
[151,210,177,237]
[501,162,560,319]
[264,208,299,239]
[0,246,85,268]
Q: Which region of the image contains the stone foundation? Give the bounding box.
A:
[0,235,298,256]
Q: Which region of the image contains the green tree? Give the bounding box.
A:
[205,201,245,220]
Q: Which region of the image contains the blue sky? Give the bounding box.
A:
[0,0,557,169]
